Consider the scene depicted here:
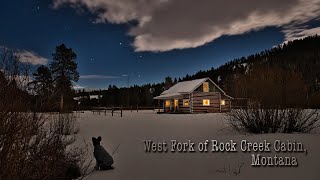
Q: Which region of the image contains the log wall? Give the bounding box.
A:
[178,94,191,113]
[191,92,231,113]
[191,92,220,113]
[221,94,232,112]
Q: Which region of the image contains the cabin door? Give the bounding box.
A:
[174,99,178,112]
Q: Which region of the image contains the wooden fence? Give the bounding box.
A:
[91,105,157,117]
[92,107,123,117]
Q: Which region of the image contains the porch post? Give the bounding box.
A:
[163,101,165,112]
[219,93,222,113]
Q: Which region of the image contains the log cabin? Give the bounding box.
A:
[154,77,232,113]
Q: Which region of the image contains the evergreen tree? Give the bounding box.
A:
[50,44,79,112]
[164,76,173,90]
[32,65,53,97]
[31,65,54,111]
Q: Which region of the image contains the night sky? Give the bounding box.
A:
[1,0,320,89]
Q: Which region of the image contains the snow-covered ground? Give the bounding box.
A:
[75,110,320,180]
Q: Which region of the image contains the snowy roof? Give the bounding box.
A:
[162,78,207,95]
[153,93,184,100]
[154,77,229,100]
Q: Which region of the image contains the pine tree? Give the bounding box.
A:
[164,76,173,90]
[50,44,79,112]
[32,65,53,97]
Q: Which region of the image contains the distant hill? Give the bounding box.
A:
[180,35,320,94]
[76,35,320,108]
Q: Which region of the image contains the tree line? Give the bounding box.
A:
[75,35,320,109]
[21,35,320,111]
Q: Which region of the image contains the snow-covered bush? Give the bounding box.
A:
[227,108,320,133]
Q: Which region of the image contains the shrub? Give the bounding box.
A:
[227,108,320,133]
[0,49,90,179]
[0,112,90,179]
[49,113,80,136]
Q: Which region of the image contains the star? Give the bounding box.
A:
[119,42,122,45]
[32,5,40,12]
[64,26,72,31]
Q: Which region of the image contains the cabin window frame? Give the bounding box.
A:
[203,99,210,106]
[165,100,171,107]
[183,99,189,107]
[221,99,226,106]
[174,99,178,107]
[203,82,209,92]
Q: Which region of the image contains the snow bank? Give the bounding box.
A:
[75,111,320,180]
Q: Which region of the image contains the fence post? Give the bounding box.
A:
[112,107,114,116]
[131,106,133,112]
[137,105,138,112]
[121,106,123,117]
[104,108,106,115]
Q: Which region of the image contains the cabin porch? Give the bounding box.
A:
[156,97,190,113]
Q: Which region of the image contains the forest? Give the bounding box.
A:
[76,35,320,109]
[3,36,319,111]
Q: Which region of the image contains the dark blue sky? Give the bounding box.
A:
[0,0,318,89]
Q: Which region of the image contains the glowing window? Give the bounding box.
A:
[174,99,178,107]
[165,100,171,107]
[221,100,226,106]
[183,99,189,107]
[203,82,209,92]
[203,99,210,106]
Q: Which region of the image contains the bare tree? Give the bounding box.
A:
[0,49,90,179]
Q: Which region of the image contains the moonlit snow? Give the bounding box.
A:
[74,111,320,180]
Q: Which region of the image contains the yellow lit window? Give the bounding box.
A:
[183,99,189,107]
[165,100,171,107]
[203,82,209,92]
[203,99,210,106]
[174,99,178,107]
[221,100,226,106]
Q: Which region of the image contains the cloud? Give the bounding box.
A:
[80,74,120,79]
[283,26,320,42]
[53,0,320,52]
[52,0,164,24]
[14,50,48,65]
[0,46,48,65]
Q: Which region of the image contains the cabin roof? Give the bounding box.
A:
[154,77,231,100]
[153,92,184,100]
[162,78,207,95]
